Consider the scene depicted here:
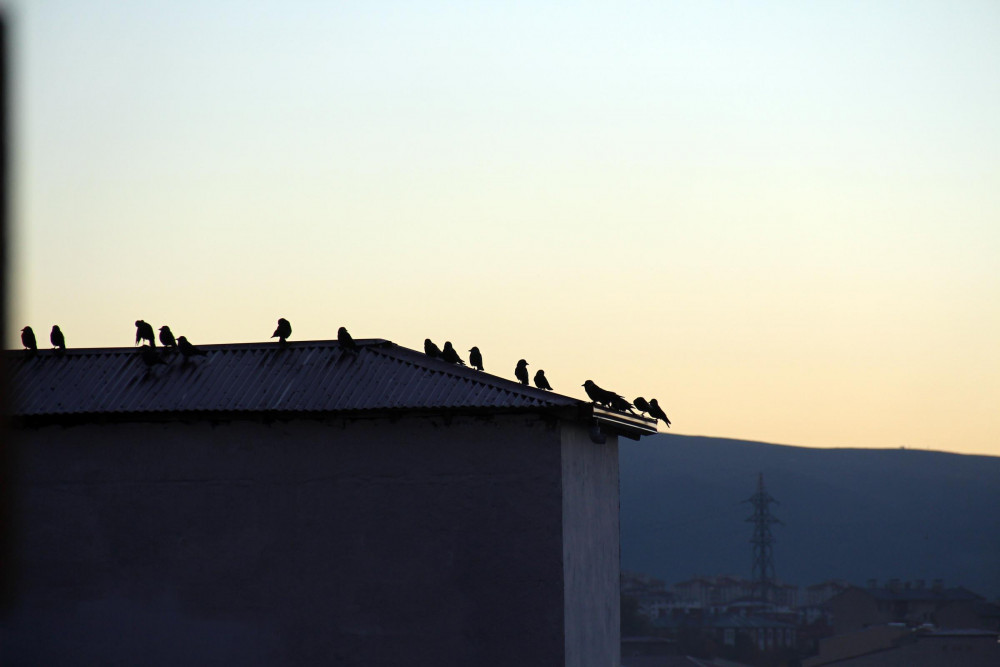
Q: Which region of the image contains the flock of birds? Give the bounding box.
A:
[18,318,671,426]
[420,336,669,425]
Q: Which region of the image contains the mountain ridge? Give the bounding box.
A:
[619,433,1000,600]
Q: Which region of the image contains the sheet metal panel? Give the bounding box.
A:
[6,339,579,417]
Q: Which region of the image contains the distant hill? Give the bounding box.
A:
[619,434,1000,600]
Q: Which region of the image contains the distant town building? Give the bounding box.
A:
[935,598,1000,632]
[673,575,797,612]
[804,580,852,607]
[709,614,797,652]
[621,571,683,620]
[798,579,852,626]
[621,570,669,597]
[624,569,999,665]
[652,609,798,660]
[674,576,754,610]
[2,339,657,666]
[828,579,987,635]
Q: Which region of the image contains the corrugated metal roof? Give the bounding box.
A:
[5,339,583,418]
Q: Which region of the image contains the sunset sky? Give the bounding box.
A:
[5,2,999,455]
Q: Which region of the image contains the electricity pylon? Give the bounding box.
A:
[744,472,782,603]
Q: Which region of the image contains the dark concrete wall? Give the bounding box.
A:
[2,414,571,666]
[561,424,621,667]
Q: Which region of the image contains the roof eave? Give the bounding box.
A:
[589,405,659,440]
[11,404,582,428]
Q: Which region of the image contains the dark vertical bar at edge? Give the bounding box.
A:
[0,10,13,610]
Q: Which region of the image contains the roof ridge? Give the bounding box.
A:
[4,338,392,355]
[370,341,575,403]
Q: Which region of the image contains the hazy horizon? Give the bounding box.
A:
[5,2,999,456]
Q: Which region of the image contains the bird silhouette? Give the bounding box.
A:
[609,394,635,414]
[158,326,177,348]
[515,359,529,385]
[424,338,442,359]
[272,318,292,344]
[533,369,552,391]
[633,397,651,416]
[338,327,358,353]
[648,399,671,427]
[21,326,37,352]
[177,336,206,359]
[50,325,66,351]
[140,346,166,367]
[582,380,615,407]
[135,320,156,347]
[441,342,465,365]
[468,346,484,371]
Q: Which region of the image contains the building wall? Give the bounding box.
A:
[560,423,620,667]
[3,413,579,666]
[831,588,881,634]
[803,625,910,667]
[936,601,998,631]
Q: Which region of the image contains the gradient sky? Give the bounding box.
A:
[5,1,999,455]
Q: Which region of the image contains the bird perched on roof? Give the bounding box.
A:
[468,346,484,371]
[424,338,442,359]
[633,397,651,417]
[609,394,635,414]
[338,327,357,354]
[533,369,552,391]
[648,399,671,427]
[140,345,166,367]
[441,342,465,365]
[177,336,206,359]
[515,359,529,385]
[50,325,66,352]
[135,320,156,347]
[272,318,292,344]
[582,380,615,407]
[158,326,177,348]
[21,326,37,352]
